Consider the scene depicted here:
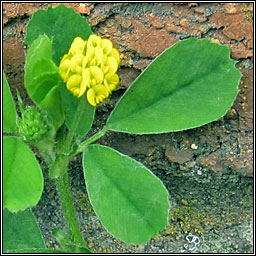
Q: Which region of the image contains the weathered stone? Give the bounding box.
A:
[224,3,239,14]
[165,145,193,164]
[228,151,253,177]
[223,139,253,177]
[180,18,188,27]
[165,24,183,33]
[3,35,33,106]
[210,38,220,44]
[144,14,165,29]
[198,17,207,23]
[230,43,253,59]
[120,18,132,29]
[87,3,115,26]
[198,152,226,173]
[3,3,19,20]
[122,19,177,58]
[13,22,28,35]
[244,39,253,49]
[198,143,253,177]
[16,3,44,16]
[211,11,245,28]
[210,5,253,61]
[118,68,140,89]
[188,3,198,8]
[225,108,238,120]
[51,3,80,12]
[194,7,204,14]
[98,16,122,38]
[223,22,252,41]
[234,68,253,129]
[210,31,252,59]
[3,15,8,25]
[77,3,94,15]
[132,59,152,71]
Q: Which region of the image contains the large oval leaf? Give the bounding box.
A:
[107,38,242,134]
[83,144,170,244]
[3,72,17,133]
[3,136,44,212]
[3,208,45,252]
[25,4,92,65]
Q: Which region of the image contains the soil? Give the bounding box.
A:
[3,2,254,254]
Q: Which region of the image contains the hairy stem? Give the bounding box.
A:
[63,99,86,153]
[55,98,87,247]
[72,126,109,157]
[55,156,85,247]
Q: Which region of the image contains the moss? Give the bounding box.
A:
[239,196,253,207]
[166,199,251,240]
[164,223,183,241]
[163,199,206,240]
[72,191,95,215]
[181,199,189,205]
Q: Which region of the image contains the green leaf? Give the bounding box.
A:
[24,34,59,103]
[25,32,53,67]
[25,4,92,65]
[107,38,242,134]
[61,86,95,139]
[3,208,45,251]
[83,144,170,244]
[3,136,44,212]
[24,34,64,129]
[3,72,17,133]
[25,60,60,103]
[39,85,65,130]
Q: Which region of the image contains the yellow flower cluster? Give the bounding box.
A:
[59,35,120,106]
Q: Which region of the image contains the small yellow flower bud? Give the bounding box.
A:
[102,38,113,55]
[87,84,109,106]
[104,73,119,93]
[106,57,118,74]
[67,74,83,97]
[94,47,103,65]
[89,66,104,84]
[59,55,71,81]
[87,34,102,48]
[69,37,86,55]
[70,54,83,73]
[109,48,120,66]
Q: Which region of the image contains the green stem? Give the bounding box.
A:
[54,98,88,247]
[55,156,85,247]
[54,126,108,245]
[72,126,109,157]
[63,99,86,153]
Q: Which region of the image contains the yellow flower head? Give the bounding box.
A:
[59,35,120,106]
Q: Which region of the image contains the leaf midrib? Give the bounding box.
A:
[87,152,160,233]
[109,50,232,129]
